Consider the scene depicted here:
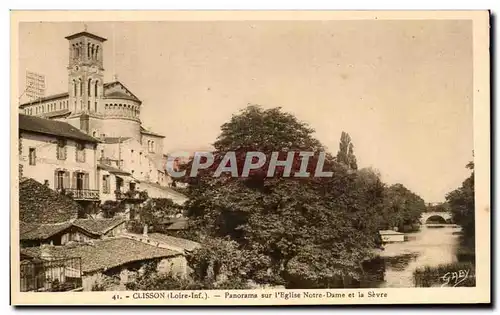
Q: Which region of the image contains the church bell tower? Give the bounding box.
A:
[66,30,106,120]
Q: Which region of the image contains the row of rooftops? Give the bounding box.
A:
[19,177,198,274]
[21,237,183,274]
[18,113,164,145]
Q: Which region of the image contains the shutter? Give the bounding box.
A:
[63,142,67,160]
[33,149,37,165]
[54,171,58,190]
[56,144,60,160]
[84,173,90,189]
[83,145,86,162]
[64,171,70,189]
[72,172,77,189]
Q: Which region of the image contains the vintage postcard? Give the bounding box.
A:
[10,10,490,305]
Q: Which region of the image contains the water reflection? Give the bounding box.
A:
[364,225,463,288]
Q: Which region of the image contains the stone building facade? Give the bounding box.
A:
[19,30,169,192]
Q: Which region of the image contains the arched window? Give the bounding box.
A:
[79,79,83,97]
[73,80,77,97]
[87,43,91,59]
[94,81,99,97]
[92,131,97,137]
[95,46,99,60]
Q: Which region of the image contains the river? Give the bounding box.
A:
[363,224,465,288]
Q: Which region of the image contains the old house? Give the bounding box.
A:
[19,30,175,198]
[20,213,127,248]
[19,114,100,212]
[21,237,186,291]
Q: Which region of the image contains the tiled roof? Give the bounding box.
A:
[19,114,99,143]
[40,109,72,119]
[147,233,200,252]
[97,163,131,175]
[21,238,182,273]
[165,218,189,230]
[73,217,126,236]
[140,126,165,138]
[19,92,69,108]
[20,222,73,240]
[102,137,131,144]
[103,81,141,102]
[104,91,139,102]
[65,31,107,42]
[19,178,81,224]
[140,181,188,201]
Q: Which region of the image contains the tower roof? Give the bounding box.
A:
[65,31,107,42]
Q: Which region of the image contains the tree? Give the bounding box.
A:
[446,161,475,240]
[382,183,426,232]
[140,198,183,225]
[336,131,358,170]
[100,200,125,218]
[183,105,384,288]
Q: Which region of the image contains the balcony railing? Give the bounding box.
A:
[63,188,100,201]
[20,257,82,292]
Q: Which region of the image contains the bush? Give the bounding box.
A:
[413,262,475,287]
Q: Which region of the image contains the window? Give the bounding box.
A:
[116,176,123,192]
[56,139,67,160]
[88,79,92,97]
[129,182,136,191]
[94,81,99,97]
[76,143,85,162]
[76,173,84,190]
[55,170,65,189]
[28,148,36,165]
[102,175,110,194]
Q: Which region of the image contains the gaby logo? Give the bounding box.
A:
[165,151,336,178]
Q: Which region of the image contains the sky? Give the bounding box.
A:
[17,20,473,203]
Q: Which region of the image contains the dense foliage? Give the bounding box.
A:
[381,184,427,232]
[446,161,475,241]
[176,105,427,288]
[140,198,184,225]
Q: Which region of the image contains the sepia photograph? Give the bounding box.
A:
[10,10,490,305]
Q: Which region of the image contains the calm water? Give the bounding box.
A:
[364,225,463,288]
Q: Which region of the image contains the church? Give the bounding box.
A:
[19,30,181,200]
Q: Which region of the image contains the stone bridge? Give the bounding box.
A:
[420,211,452,224]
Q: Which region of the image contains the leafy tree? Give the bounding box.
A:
[100,200,125,218]
[382,184,426,232]
[140,198,183,225]
[446,161,475,240]
[336,131,358,170]
[183,105,385,288]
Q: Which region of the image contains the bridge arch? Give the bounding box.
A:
[420,211,452,224]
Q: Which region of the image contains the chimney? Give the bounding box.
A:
[80,113,90,133]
